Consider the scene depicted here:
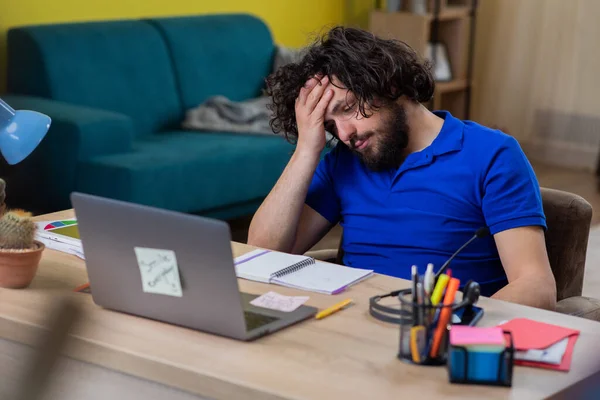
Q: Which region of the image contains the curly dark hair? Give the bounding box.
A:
[265,26,435,143]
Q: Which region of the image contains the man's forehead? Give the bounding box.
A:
[322,75,359,120]
[326,76,356,105]
[329,75,348,94]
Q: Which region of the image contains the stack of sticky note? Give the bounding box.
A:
[448,325,511,385]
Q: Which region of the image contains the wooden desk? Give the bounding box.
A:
[1,209,600,399]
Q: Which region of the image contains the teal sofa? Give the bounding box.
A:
[3,13,303,219]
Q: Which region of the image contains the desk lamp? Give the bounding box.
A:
[0,99,53,399]
[0,97,51,164]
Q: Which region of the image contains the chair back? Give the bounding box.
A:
[541,187,592,301]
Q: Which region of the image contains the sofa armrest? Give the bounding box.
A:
[2,95,135,213]
[556,296,600,321]
[3,95,135,159]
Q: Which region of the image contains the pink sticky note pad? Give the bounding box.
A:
[450,326,506,346]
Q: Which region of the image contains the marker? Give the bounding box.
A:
[430,277,460,357]
[430,273,450,306]
[315,299,353,320]
[410,325,426,363]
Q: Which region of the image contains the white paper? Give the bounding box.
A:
[250,291,309,312]
[36,236,85,259]
[135,247,182,297]
[515,337,569,365]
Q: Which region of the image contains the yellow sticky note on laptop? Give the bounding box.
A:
[134,247,183,297]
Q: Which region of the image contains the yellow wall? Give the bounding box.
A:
[0,0,350,92]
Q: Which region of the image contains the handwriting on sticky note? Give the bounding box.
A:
[135,247,182,297]
[250,291,309,312]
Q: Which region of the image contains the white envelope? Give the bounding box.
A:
[514,337,569,365]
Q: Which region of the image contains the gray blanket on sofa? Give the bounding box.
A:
[182,95,273,135]
[182,46,303,136]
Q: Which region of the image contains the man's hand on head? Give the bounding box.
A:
[295,75,333,156]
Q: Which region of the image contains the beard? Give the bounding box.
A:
[350,102,410,172]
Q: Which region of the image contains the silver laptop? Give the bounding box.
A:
[70,192,317,341]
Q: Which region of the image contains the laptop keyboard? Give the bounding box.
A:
[244,311,279,331]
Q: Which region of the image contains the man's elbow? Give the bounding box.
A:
[246,224,268,248]
[540,274,558,311]
[247,230,271,249]
[247,227,291,253]
[543,289,557,311]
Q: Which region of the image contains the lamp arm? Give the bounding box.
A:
[0,98,16,119]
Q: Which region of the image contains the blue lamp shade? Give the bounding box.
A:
[0,98,51,165]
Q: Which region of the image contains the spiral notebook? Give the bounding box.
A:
[234,249,373,294]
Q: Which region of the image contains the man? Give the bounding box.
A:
[247,26,556,310]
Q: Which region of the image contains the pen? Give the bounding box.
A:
[411,265,418,295]
[424,305,441,357]
[416,282,425,325]
[411,265,418,325]
[424,263,434,296]
[315,299,353,320]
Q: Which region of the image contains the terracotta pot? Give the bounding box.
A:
[0,240,45,288]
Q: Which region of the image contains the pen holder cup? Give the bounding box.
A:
[397,288,457,366]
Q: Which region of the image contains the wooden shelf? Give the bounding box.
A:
[436,78,469,93]
[432,79,472,114]
[424,6,471,21]
[369,0,478,119]
[374,7,470,22]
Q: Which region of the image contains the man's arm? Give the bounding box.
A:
[247,75,335,253]
[491,226,557,310]
[247,152,334,253]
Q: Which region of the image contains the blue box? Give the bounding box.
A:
[447,331,514,386]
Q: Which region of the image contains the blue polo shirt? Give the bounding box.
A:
[305,111,546,296]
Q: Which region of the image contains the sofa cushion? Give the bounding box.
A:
[146,14,275,111]
[7,20,182,136]
[75,131,295,213]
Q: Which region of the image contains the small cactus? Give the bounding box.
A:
[0,210,36,249]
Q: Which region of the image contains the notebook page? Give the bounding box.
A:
[234,250,312,283]
[273,261,373,294]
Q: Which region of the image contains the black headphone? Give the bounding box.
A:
[368,280,481,325]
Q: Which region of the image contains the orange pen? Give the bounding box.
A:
[429,277,460,358]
